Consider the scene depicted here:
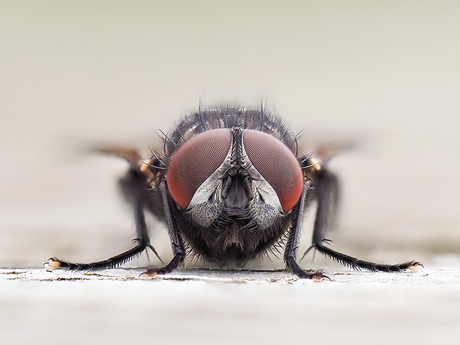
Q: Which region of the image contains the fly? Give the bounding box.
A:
[45,105,422,280]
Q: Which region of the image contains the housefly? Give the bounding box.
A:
[45,106,422,280]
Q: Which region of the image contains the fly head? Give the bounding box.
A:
[165,119,304,265]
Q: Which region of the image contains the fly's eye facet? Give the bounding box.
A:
[243,130,303,212]
[167,129,232,209]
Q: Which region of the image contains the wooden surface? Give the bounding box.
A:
[1,264,460,345]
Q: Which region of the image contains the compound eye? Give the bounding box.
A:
[167,129,232,209]
[243,130,303,212]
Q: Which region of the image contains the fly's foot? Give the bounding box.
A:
[295,269,331,282]
[310,271,331,282]
[407,261,424,271]
[43,257,64,270]
[139,268,159,279]
[139,254,185,279]
[139,266,175,279]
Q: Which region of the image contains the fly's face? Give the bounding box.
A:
[165,125,304,263]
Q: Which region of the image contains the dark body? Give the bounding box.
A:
[47,106,421,280]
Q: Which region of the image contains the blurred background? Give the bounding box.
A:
[0,0,459,268]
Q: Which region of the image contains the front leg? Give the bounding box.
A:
[141,182,186,277]
[284,185,330,281]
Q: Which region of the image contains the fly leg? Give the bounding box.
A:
[284,185,330,281]
[141,182,186,277]
[304,169,422,272]
[45,166,159,271]
[45,147,162,271]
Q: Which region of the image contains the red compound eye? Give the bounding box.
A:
[167,129,232,209]
[243,130,303,212]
